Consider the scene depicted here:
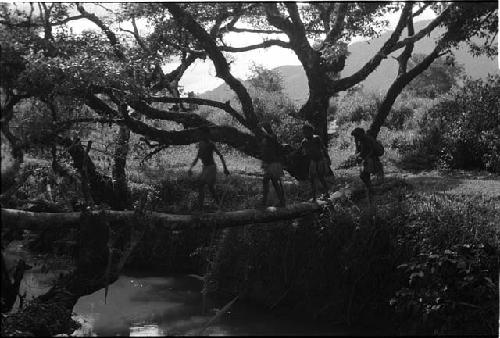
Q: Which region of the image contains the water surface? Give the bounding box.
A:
[72,273,358,336]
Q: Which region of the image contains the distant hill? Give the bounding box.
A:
[200,20,498,105]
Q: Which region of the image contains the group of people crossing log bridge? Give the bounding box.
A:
[187,123,385,211]
[1,123,386,230]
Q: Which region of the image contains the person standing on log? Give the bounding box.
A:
[188,126,230,209]
[260,126,286,208]
[301,124,331,201]
[351,127,385,198]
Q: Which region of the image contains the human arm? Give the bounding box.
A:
[318,136,331,164]
[353,139,363,163]
[188,148,200,176]
[301,139,307,156]
[214,144,230,175]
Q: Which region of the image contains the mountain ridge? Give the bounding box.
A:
[199,20,499,105]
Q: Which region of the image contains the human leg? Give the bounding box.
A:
[360,167,373,208]
[317,160,330,197]
[197,182,206,209]
[271,178,286,207]
[262,175,270,206]
[319,176,330,197]
[201,164,219,205]
[309,161,318,201]
[374,157,384,183]
[208,183,220,205]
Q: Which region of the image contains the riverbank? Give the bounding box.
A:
[202,173,499,335]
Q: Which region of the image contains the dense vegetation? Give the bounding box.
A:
[211,185,499,335]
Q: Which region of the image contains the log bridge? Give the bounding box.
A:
[1,200,330,231]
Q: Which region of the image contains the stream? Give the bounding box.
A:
[5,240,366,336]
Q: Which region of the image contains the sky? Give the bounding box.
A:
[9,2,439,93]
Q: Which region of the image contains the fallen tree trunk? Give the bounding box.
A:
[2,202,328,231]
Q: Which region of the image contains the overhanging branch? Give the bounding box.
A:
[331,2,413,92]
[220,39,290,52]
[128,101,213,128]
[144,96,249,129]
[391,5,451,51]
[164,3,261,135]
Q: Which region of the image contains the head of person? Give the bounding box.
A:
[199,125,210,140]
[302,124,314,138]
[351,127,365,140]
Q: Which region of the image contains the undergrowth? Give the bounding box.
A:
[209,183,499,335]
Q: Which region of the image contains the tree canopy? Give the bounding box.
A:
[1,2,497,180]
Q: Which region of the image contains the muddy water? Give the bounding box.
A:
[5,241,362,336]
[72,272,359,336]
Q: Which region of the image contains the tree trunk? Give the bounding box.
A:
[299,72,332,145]
[369,48,441,139]
[56,137,128,210]
[111,125,131,210]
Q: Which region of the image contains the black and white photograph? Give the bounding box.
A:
[1,1,499,336]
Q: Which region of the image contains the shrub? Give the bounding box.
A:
[412,75,500,172]
[335,91,381,125]
[386,106,414,130]
[390,194,499,335]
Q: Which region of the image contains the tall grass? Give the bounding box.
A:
[209,183,499,335]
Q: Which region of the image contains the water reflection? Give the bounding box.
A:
[129,324,164,336]
[72,273,355,336]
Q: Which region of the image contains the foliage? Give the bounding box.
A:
[404,54,465,99]
[209,181,499,335]
[390,194,499,335]
[244,65,303,148]
[408,75,500,172]
[334,91,380,125]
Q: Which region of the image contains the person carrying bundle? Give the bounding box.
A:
[351,127,385,195]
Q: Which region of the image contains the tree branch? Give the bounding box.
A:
[122,112,261,157]
[164,3,261,135]
[127,16,151,54]
[397,15,415,74]
[224,27,288,34]
[0,15,85,28]
[391,5,452,51]
[143,96,249,129]
[369,40,444,138]
[413,3,430,18]
[323,3,348,45]
[219,39,290,52]
[76,4,125,60]
[83,92,260,156]
[331,2,413,92]
[264,3,318,72]
[128,101,213,128]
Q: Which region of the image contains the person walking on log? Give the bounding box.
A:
[188,126,230,209]
[351,127,384,205]
[260,126,286,208]
[301,124,331,201]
